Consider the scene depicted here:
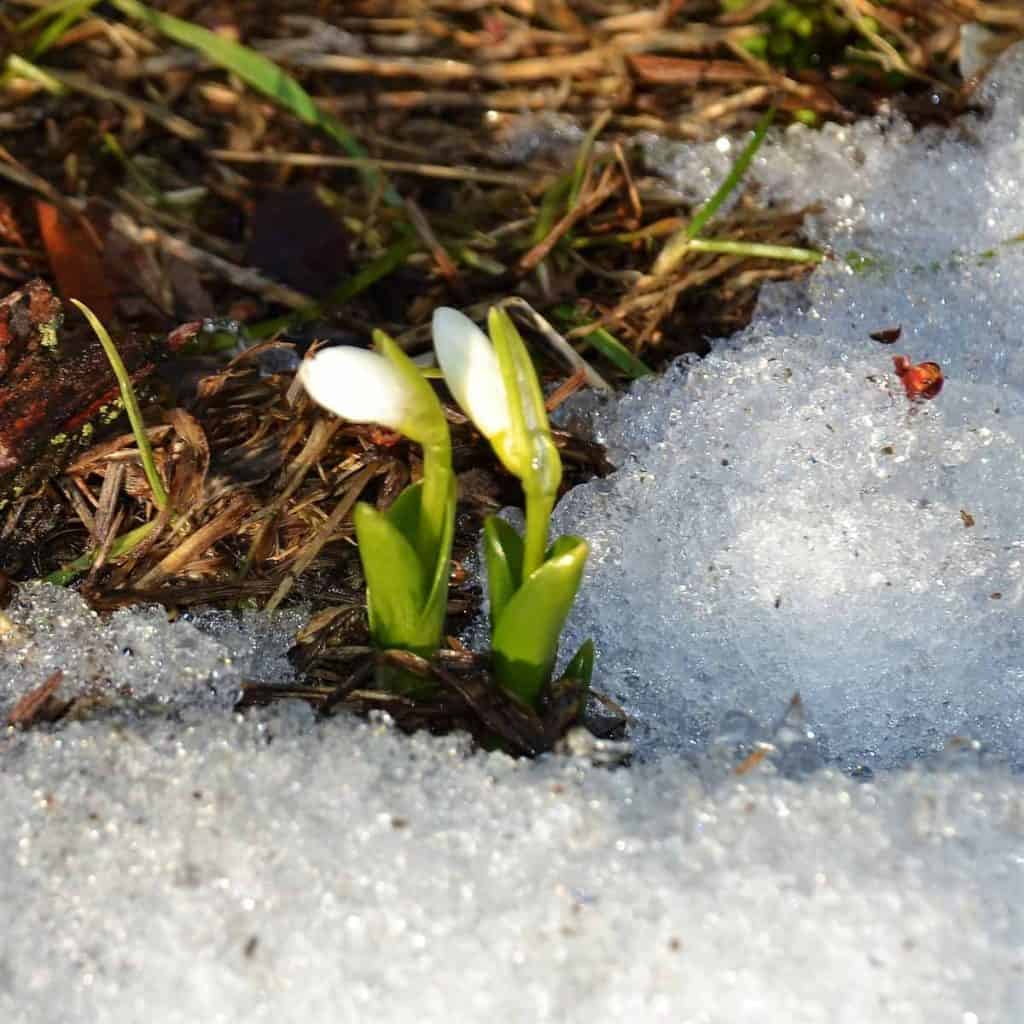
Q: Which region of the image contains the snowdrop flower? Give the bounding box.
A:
[432,305,560,501]
[297,331,455,679]
[433,305,589,708]
[431,306,511,443]
[299,339,447,449]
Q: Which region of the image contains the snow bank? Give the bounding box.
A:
[560,49,1024,770]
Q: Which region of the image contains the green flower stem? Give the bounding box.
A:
[416,438,454,571]
[523,487,554,581]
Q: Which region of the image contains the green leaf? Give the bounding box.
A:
[487,307,562,579]
[358,479,454,660]
[373,329,450,451]
[353,501,428,652]
[107,0,398,205]
[482,516,524,629]
[24,0,98,58]
[563,639,595,687]
[491,536,588,707]
[383,479,424,539]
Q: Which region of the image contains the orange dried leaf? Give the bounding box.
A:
[35,200,116,324]
[7,670,66,729]
[893,355,943,401]
[734,747,769,775]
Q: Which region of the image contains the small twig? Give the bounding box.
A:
[39,67,206,139]
[109,211,314,309]
[237,417,342,578]
[544,368,588,413]
[404,197,458,285]
[89,461,126,547]
[7,671,66,729]
[135,495,251,588]
[519,163,621,272]
[209,149,532,188]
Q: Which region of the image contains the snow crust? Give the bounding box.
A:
[560,50,1024,771]
[4,46,1024,1024]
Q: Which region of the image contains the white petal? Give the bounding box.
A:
[299,346,413,430]
[432,307,510,439]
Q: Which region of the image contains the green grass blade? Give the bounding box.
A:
[531,173,573,247]
[686,106,775,241]
[71,300,170,511]
[3,54,65,94]
[107,0,399,205]
[16,0,95,32]
[653,106,775,277]
[553,306,652,379]
[581,325,653,378]
[567,110,611,211]
[685,238,823,263]
[26,0,99,58]
[43,519,159,585]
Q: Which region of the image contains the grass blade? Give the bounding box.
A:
[71,299,170,511]
[685,238,823,262]
[44,519,159,586]
[653,106,775,277]
[26,0,99,58]
[107,0,399,205]
[553,306,653,379]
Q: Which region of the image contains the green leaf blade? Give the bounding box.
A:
[491,536,588,707]
[353,501,429,653]
[418,476,456,648]
[482,516,524,629]
[564,639,595,688]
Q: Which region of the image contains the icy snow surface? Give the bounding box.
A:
[4,48,1024,1024]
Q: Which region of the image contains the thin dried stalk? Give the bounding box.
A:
[264,462,379,611]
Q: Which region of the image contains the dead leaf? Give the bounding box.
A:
[7,670,68,729]
[893,355,943,401]
[870,325,902,343]
[34,200,115,323]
